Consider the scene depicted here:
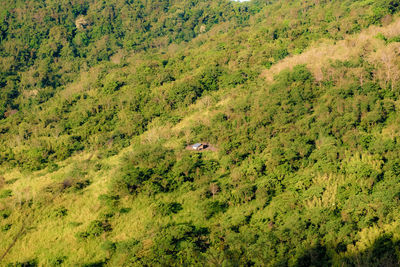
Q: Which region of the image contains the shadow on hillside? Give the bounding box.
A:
[5,233,400,266]
[294,233,399,267]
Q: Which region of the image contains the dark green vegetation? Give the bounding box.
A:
[1,0,400,266]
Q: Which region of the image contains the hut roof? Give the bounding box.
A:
[192,143,202,149]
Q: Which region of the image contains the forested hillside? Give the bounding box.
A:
[1,0,400,266]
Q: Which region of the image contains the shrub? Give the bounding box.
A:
[119,207,131,214]
[1,223,12,232]
[5,178,18,185]
[0,209,11,219]
[0,189,12,199]
[81,260,106,267]
[204,200,228,219]
[48,256,67,266]
[76,220,112,240]
[101,240,116,251]
[103,80,124,94]
[53,207,68,218]
[98,194,120,208]
[7,259,38,267]
[45,178,91,194]
[110,166,153,196]
[155,202,183,216]
[47,162,59,173]
[17,148,49,171]
[229,184,257,205]
[144,223,209,266]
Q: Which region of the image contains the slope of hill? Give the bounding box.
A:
[1,0,400,266]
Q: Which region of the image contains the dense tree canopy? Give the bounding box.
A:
[1,0,400,266]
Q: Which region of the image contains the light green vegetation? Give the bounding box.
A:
[1,0,400,266]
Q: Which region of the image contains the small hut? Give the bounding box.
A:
[192,143,205,151]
